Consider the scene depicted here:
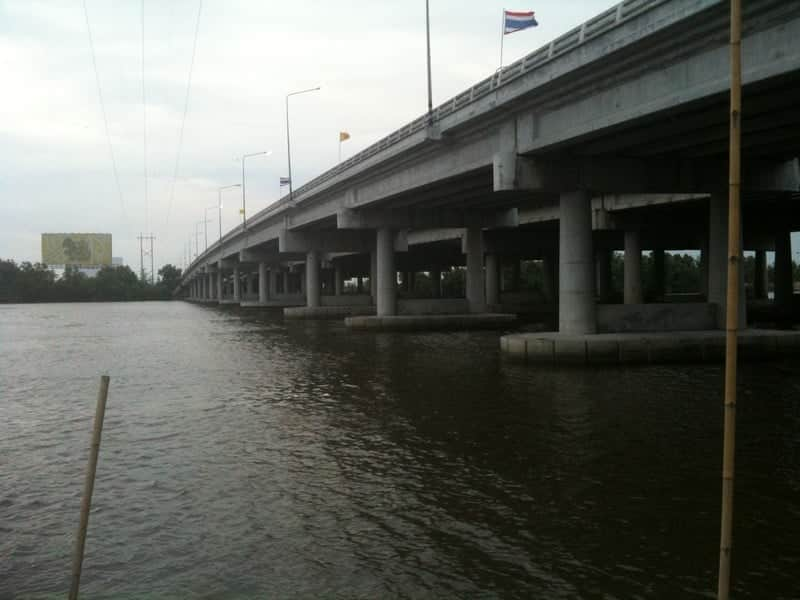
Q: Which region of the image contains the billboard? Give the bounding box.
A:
[41,233,112,266]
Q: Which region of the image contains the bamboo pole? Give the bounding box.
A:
[68,375,110,600]
[717,0,741,598]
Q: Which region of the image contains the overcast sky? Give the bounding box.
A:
[5,0,768,272]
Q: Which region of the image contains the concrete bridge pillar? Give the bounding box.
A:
[754,250,768,300]
[775,230,793,308]
[233,266,241,302]
[258,262,268,303]
[431,269,442,298]
[708,193,746,328]
[653,249,666,300]
[376,227,397,316]
[485,254,500,307]
[357,277,364,294]
[559,191,596,334]
[207,274,214,299]
[624,230,643,304]
[465,227,486,313]
[596,249,612,303]
[306,251,321,308]
[217,271,223,301]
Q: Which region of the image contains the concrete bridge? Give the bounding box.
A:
[180,0,800,339]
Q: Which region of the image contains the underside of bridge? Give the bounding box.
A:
[183,0,800,336]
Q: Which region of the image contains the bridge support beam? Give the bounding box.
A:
[485,253,499,307]
[376,227,397,316]
[258,262,268,303]
[465,227,486,313]
[775,230,794,309]
[217,271,223,301]
[624,230,642,304]
[207,274,214,300]
[559,191,596,334]
[708,193,746,329]
[306,251,320,308]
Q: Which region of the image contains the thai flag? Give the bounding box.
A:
[504,10,538,34]
[280,176,291,187]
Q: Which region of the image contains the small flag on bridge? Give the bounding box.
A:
[339,131,350,142]
[280,176,291,187]
[503,10,538,34]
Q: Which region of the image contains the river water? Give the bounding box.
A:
[1,301,798,599]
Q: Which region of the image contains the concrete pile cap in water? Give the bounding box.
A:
[346,313,517,331]
[500,330,800,365]
[284,306,377,320]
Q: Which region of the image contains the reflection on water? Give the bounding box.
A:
[1,302,799,598]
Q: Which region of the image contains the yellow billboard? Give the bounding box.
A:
[41,233,112,266]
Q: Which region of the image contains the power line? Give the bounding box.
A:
[166,0,204,227]
[81,0,128,225]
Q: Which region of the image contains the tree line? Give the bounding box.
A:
[0,260,182,303]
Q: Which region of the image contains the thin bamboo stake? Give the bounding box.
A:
[68,375,110,600]
[717,0,741,598]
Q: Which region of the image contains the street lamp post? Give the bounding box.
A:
[425,0,433,121]
[285,87,320,207]
[217,183,242,245]
[194,221,203,259]
[241,151,271,230]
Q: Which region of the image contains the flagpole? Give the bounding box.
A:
[499,8,505,70]
[425,0,433,123]
[339,139,342,163]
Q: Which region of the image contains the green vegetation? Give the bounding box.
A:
[0,260,182,303]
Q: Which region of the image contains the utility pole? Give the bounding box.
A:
[137,233,156,283]
[138,233,145,281]
[149,235,155,285]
